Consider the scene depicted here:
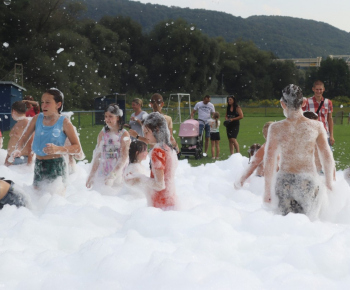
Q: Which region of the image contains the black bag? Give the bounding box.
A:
[223,120,230,127]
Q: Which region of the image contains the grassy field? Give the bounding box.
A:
[1,107,349,170]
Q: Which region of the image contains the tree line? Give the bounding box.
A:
[1,0,349,111]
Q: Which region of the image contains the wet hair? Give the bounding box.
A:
[262,121,274,139]
[213,112,220,127]
[143,112,172,149]
[104,103,124,132]
[248,143,261,164]
[132,98,143,107]
[45,88,64,113]
[313,80,325,88]
[303,111,318,120]
[129,140,147,164]
[281,84,303,110]
[12,101,26,114]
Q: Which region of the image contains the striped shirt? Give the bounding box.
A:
[303,96,333,134]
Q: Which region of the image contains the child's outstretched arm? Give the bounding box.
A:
[235,144,265,188]
[316,124,334,191]
[264,125,279,203]
[86,132,103,188]
[105,130,131,186]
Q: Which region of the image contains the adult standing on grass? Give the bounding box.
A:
[225,95,243,155]
[303,80,334,147]
[190,95,215,156]
[124,98,148,141]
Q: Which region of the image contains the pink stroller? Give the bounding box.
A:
[178,119,204,159]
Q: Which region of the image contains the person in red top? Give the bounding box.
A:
[22,95,40,117]
[126,112,178,210]
[303,80,334,146]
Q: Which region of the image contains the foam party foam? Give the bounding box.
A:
[0,148,350,289]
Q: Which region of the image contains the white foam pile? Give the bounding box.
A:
[0,149,350,289]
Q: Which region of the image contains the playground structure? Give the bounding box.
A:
[165,93,191,124]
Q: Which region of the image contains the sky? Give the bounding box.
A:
[132,0,350,33]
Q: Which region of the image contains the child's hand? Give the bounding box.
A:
[11,150,22,159]
[86,176,94,188]
[43,143,65,155]
[234,180,243,190]
[129,129,137,138]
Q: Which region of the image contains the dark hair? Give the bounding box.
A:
[143,112,172,149]
[303,111,318,120]
[248,143,261,163]
[104,103,124,132]
[129,140,147,164]
[227,95,238,116]
[281,84,303,110]
[204,95,211,100]
[12,101,26,114]
[45,88,64,113]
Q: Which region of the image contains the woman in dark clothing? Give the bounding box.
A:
[225,95,244,155]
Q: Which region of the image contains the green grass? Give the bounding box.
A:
[1,109,349,170]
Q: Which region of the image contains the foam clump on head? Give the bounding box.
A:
[106,104,123,117]
[281,84,303,110]
[143,112,171,146]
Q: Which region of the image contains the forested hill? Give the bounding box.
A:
[78,0,350,58]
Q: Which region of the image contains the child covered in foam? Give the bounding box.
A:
[264,84,334,219]
[124,140,149,186]
[13,88,82,193]
[0,178,28,209]
[86,104,130,188]
[125,112,178,210]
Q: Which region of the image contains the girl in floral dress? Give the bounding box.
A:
[86,104,130,188]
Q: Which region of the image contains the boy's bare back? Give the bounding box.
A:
[264,84,334,213]
[267,117,326,174]
[7,119,32,156]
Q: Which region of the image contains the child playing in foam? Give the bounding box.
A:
[126,112,178,210]
[124,140,150,191]
[235,122,273,188]
[124,140,149,186]
[13,88,82,192]
[264,84,334,219]
[86,104,130,188]
[5,101,34,166]
[0,177,28,209]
